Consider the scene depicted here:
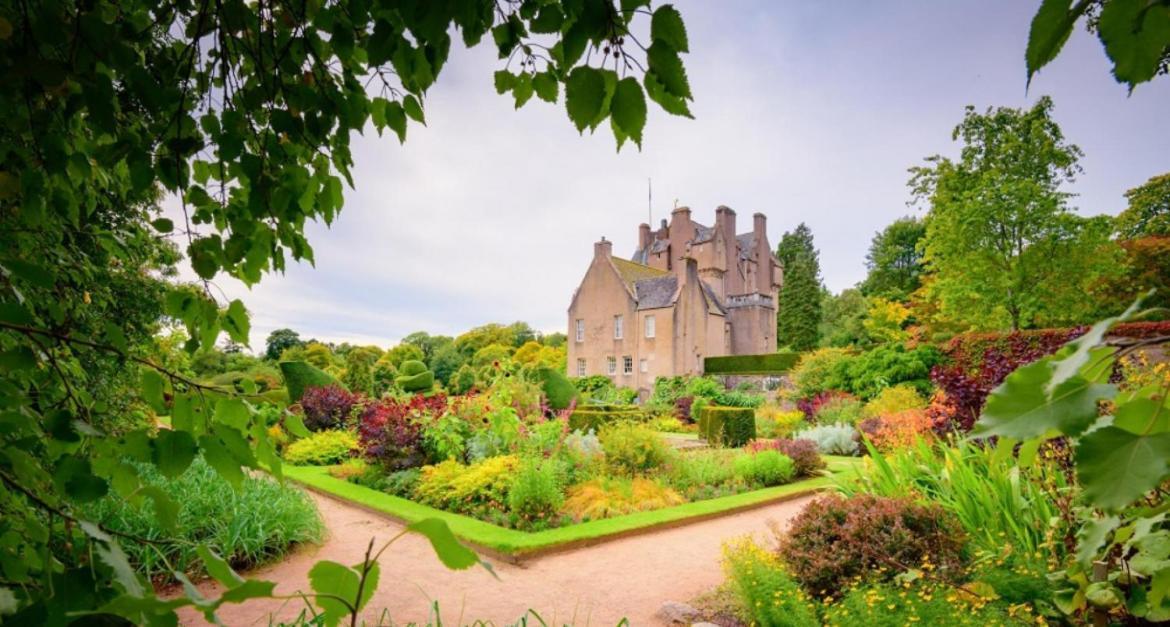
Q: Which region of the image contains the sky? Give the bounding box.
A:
[166,1,1170,351]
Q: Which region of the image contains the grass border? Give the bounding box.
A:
[285,456,860,562]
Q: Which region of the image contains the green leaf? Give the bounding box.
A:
[1113,397,1170,434]
[512,72,534,108]
[308,560,359,627]
[976,360,1115,439]
[188,238,221,280]
[0,259,54,288]
[152,430,196,479]
[55,457,109,503]
[219,579,277,604]
[354,561,379,613]
[644,69,693,118]
[407,518,479,570]
[1076,515,1120,567]
[139,486,179,533]
[1076,427,1170,510]
[213,398,250,430]
[1098,0,1170,88]
[151,218,174,233]
[0,587,17,615]
[196,545,245,588]
[384,101,407,143]
[104,321,128,353]
[403,95,425,125]
[222,300,250,346]
[0,346,37,372]
[533,71,558,102]
[646,41,692,100]
[565,66,607,132]
[284,410,311,438]
[610,78,647,149]
[650,4,689,53]
[1048,297,1142,392]
[493,70,515,95]
[1025,0,1087,84]
[140,369,166,413]
[198,434,246,488]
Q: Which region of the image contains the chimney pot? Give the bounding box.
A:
[594,237,613,259]
[638,223,651,250]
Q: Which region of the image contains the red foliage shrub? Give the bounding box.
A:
[1112,321,1170,339]
[300,384,360,431]
[930,327,1085,431]
[796,390,855,422]
[358,393,448,469]
[858,409,935,451]
[675,395,695,423]
[747,438,825,476]
[778,493,966,596]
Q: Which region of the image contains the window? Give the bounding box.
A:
[577,358,586,377]
[639,358,648,373]
[644,315,656,338]
[575,319,584,342]
[623,356,633,375]
[607,356,617,375]
[614,315,623,339]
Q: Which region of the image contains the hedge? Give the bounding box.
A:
[279,360,340,403]
[536,367,577,410]
[568,407,645,432]
[704,352,800,375]
[697,406,756,447]
[396,359,434,392]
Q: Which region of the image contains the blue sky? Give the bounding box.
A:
[169,1,1170,351]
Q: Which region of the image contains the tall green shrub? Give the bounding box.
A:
[280,360,340,403]
[396,359,434,393]
[698,406,756,447]
[536,366,577,410]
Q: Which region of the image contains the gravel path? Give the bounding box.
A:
[179,491,815,626]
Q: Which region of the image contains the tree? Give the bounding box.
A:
[776,223,823,351]
[382,343,425,370]
[1115,172,1170,238]
[430,342,467,387]
[862,297,912,345]
[265,328,304,361]
[341,346,380,396]
[861,217,926,300]
[1025,0,1169,90]
[910,97,1121,331]
[0,1,696,619]
[818,288,868,348]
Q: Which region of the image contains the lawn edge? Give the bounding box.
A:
[284,457,860,563]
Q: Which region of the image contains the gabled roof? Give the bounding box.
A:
[634,275,678,310]
[736,232,756,260]
[611,257,670,289]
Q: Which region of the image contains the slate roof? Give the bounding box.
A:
[633,275,678,310]
[736,233,756,260]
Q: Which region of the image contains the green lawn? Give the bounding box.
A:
[285,456,860,560]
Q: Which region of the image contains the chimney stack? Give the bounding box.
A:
[753,212,766,235]
[753,214,769,293]
[657,218,669,239]
[638,223,651,251]
[594,236,612,259]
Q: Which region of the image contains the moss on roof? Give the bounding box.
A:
[611,257,669,288]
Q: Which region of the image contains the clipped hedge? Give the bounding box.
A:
[536,367,577,410]
[396,359,434,392]
[705,352,800,375]
[698,406,756,447]
[280,360,340,403]
[568,407,645,433]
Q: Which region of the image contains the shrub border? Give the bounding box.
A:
[285,456,858,563]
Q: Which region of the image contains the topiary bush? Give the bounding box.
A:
[697,406,756,447]
[732,450,795,486]
[299,383,359,431]
[567,407,645,432]
[779,493,966,596]
[284,429,359,465]
[280,360,340,403]
[395,359,434,393]
[536,366,577,410]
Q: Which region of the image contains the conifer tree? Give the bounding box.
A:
[776,224,824,351]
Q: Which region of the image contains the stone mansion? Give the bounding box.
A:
[566,206,782,392]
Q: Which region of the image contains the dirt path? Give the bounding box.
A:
[180,492,815,626]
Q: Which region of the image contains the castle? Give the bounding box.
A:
[566,205,782,393]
